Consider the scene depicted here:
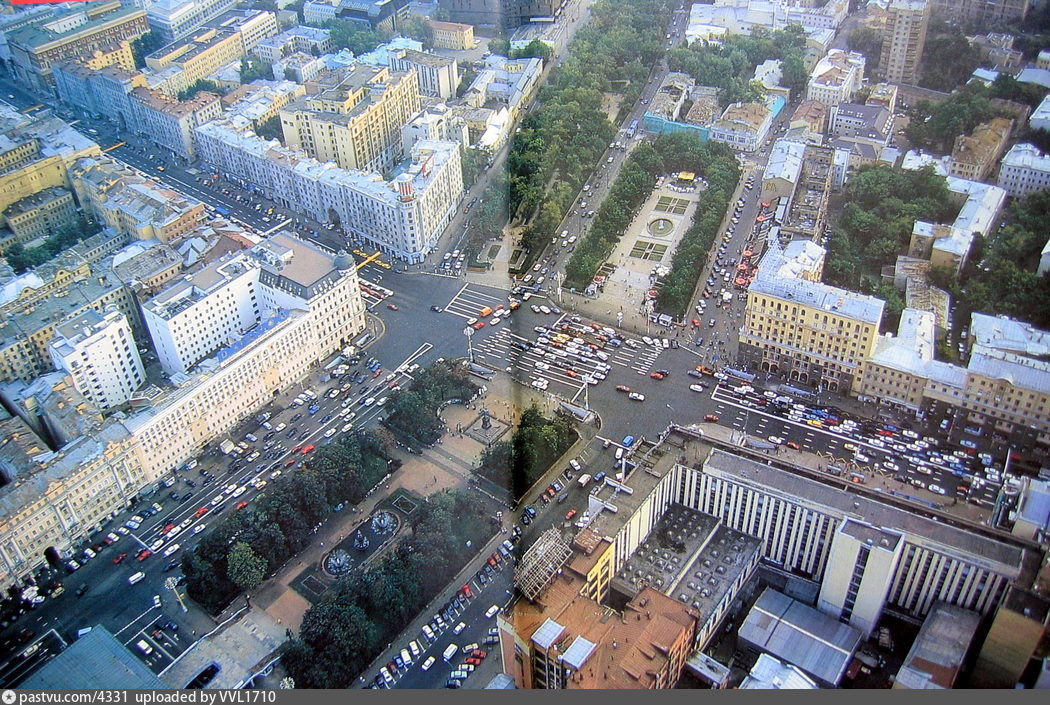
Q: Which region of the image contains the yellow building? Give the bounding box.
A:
[739,241,884,393]
[949,117,1013,182]
[146,28,245,98]
[1,187,79,248]
[279,64,421,173]
[428,19,475,50]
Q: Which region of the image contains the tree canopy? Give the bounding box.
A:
[918,21,982,93]
[382,359,478,449]
[478,405,578,498]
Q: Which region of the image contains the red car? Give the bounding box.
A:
[460,584,473,599]
[160,523,176,536]
[236,501,249,510]
[386,303,398,311]
[465,657,482,666]
[301,444,315,454]
[616,385,631,393]
[471,649,487,660]
[194,507,209,518]
[650,372,666,380]
[704,414,719,422]
[565,369,578,378]
[136,549,152,562]
[112,552,127,564]
[786,441,801,450]
[472,321,485,330]
[565,509,577,521]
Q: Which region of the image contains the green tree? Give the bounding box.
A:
[177,79,223,101]
[488,38,512,57]
[255,114,283,143]
[321,18,388,55]
[240,57,273,83]
[512,40,554,62]
[847,27,882,74]
[226,542,267,591]
[131,30,164,69]
[919,21,982,92]
[399,15,434,48]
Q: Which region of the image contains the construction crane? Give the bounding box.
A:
[356,251,383,269]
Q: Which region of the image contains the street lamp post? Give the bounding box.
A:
[464,326,475,364]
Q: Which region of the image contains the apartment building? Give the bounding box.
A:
[195,117,464,262]
[220,80,306,130]
[709,101,774,152]
[997,142,1050,198]
[130,233,366,477]
[144,9,278,98]
[254,25,332,64]
[857,311,1050,448]
[0,417,145,593]
[463,55,542,117]
[949,117,1013,182]
[400,105,471,156]
[6,2,148,92]
[1,187,79,248]
[48,308,145,411]
[0,108,101,231]
[428,19,475,50]
[777,144,834,243]
[145,0,239,43]
[279,64,421,173]
[879,0,930,85]
[805,49,865,108]
[128,87,223,159]
[389,49,459,100]
[273,52,325,84]
[70,155,208,243]
[930,0,1031,25]
[828,103,891,140]
[739,239,884,393]
[0,265,141,385]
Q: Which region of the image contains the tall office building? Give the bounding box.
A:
[879,0,930,85]
[48,308,145,411]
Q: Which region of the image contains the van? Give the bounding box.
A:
[443,644,459,662]
[615,447,624,460]
[400,648,413,665]
[450,670,469,681]
[136,639,153,656]
[128,572,146,585]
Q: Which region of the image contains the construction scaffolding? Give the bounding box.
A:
[514,528,572,602]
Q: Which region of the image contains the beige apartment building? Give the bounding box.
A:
[146,28,245,98]
[279,64,421,173]
[879,0,930,85]
[948,117,1013,182]
[428,19,475,50]
[739,241,884,393]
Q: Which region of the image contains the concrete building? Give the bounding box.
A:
[971,586,1050,687]
[219,80,305,130]
[70,155,208,243]
[740,238,884,392]
[401,104,470,155]
[893,602,981,689]
[806,49,865,108]
[948,117,1013,182]
[145,0,240,43]
[827,103,891,141]
[428,19,475,50]
[6,2,148,92]
[302,1,339,26]
[879,0,930,85]
[143,9,278,98]
[129,233,366,479]
[761,139,807,204]
[389,49,459,100]
[709,101,773,152]
[273,51,325,84]
[48,308,145,411]
[128,87,223,160]
[1,187,79,248]
[778,145,834,242]
[463,54,542,117]
[997,142,1050,198]
[1031,94,1050,132]
[740,654,818,689]
[787,99,827,142]
[195,117,463,262]
[254,25,332,64]
[865,82,898,113]
[279,64,421,173]
[930,0,1030,25]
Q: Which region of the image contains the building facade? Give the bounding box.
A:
[428,19,475,50]
[279,65,421,173]
[930,0,1030,25]
[948,118,1013,182]
[145,0,240,43]
[879,0,930,85]
[806,49,865,108]
[195,118,464,262]
[48,308,145,411]
[709,101,773,152]
[2,187,79,247]
[997,142,1050,198]
[389,49,459,100]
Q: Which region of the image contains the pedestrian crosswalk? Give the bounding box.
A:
[442,283,511,320]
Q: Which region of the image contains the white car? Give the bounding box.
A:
[689,384,705,393]
[628,392,645,402]
[768,436,785,445]
[928,484,946,495]
[535,361,550,370]
[364,397,376,406]
[485,605,500,619]
[453,622,467,635]
[163,543,181,557]
[421,656,436,671]
[324,428,337,438]
[194,524,207,535]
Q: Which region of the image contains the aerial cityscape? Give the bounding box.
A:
[0,0,1049,691]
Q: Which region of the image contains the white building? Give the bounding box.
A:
[142,254,260,376]
[709,101,773,152]
[997,143,1050,198]
[49,308,145,411]
[146,0,240,42]
[195,117,464,262]
[1030,94,1050,132]
[389,48,459,100]
[129,232,366,479]
[302,0,338,25]
[254,25,332,64]
[401,104,470,155]
[806,49,865,108]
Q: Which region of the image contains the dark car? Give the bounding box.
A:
[430,305,443,312]
[290,413,303,423]
[163,561,179,572]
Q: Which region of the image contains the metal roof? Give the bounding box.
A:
[559,635,597,670]
[738,587,862,686]
[22,626,169,689]
[531,618,565,650]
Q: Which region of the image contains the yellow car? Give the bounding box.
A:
[843,442,857,451]
[806,419,823,428]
